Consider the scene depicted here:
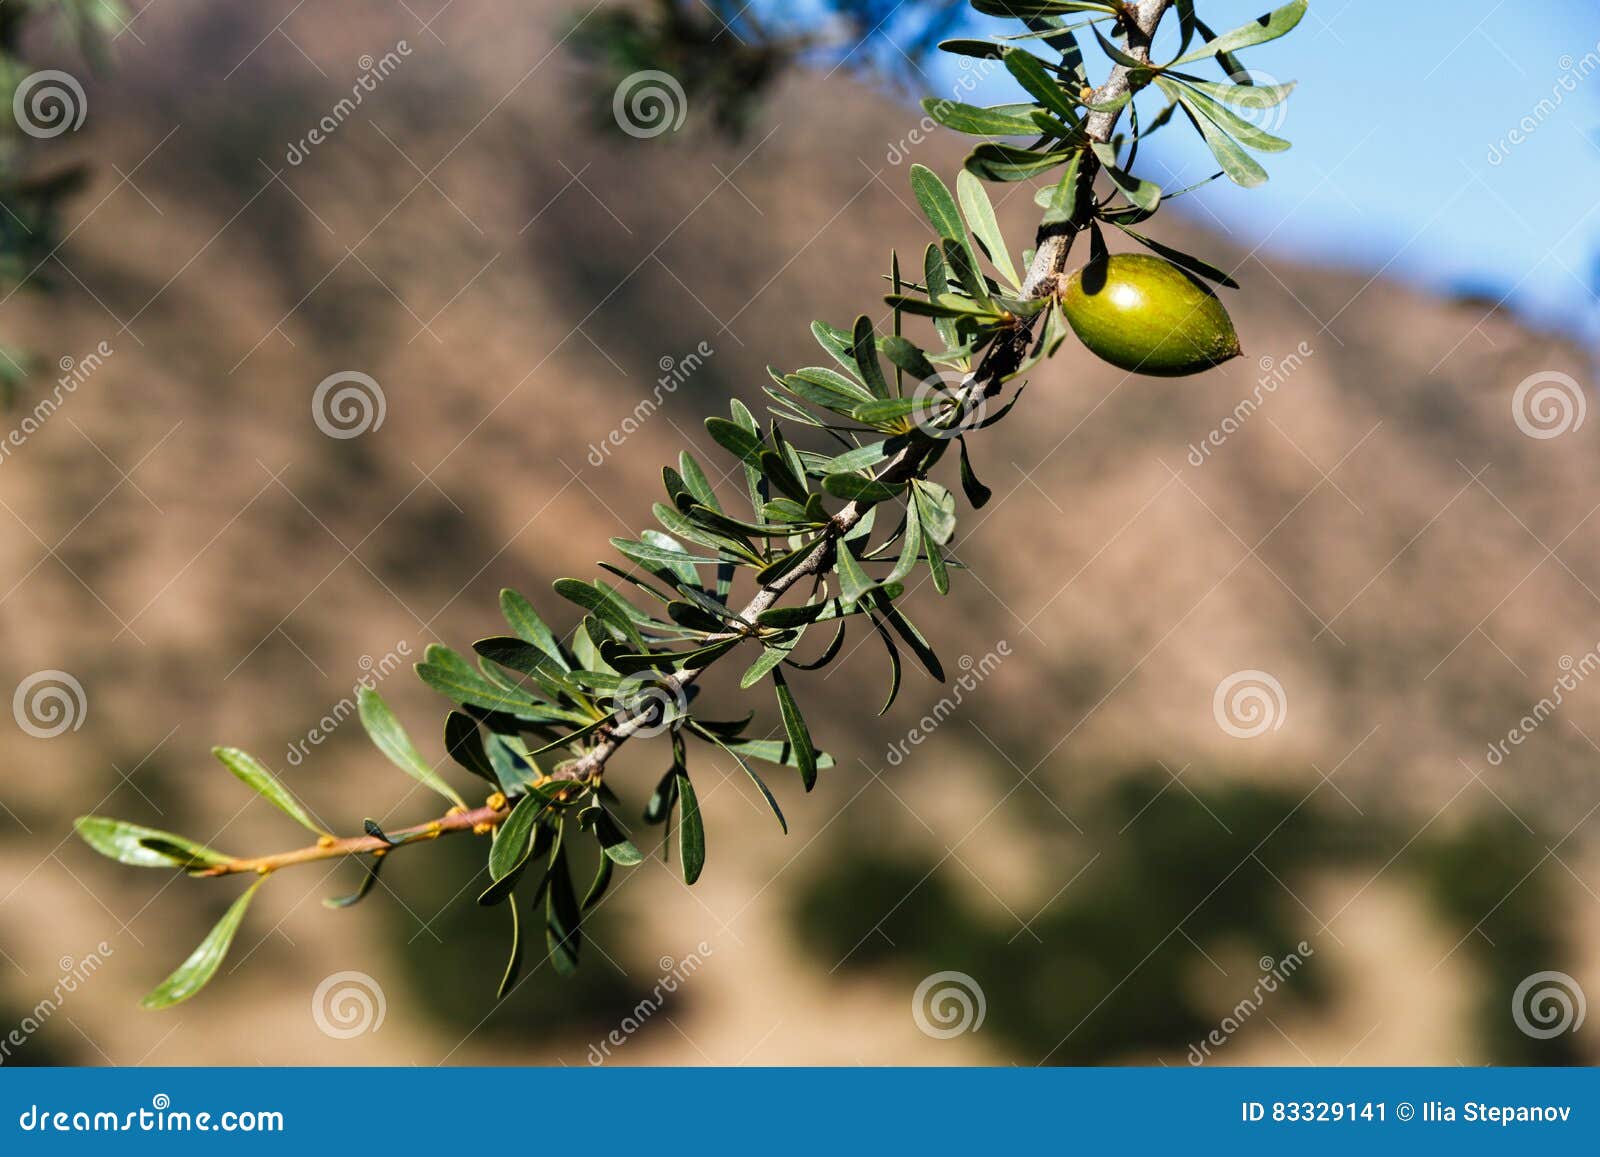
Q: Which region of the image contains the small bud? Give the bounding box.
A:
[445,805,467,818]
[472,822,494,836]
[317,835,335,849]
[487,792,507,811]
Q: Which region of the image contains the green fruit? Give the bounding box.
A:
[1060,253,1241,377]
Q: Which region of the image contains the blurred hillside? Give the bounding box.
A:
[1,0,1598,1067]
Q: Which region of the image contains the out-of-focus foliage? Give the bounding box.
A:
[570,0,969,137]
[795,768,1580,1065]
[0,0,123,401]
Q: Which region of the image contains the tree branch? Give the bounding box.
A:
[214,0,1175,878]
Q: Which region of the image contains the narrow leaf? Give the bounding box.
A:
[358,687,465,808]
[140,881,262,1009]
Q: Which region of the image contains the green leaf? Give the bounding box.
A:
[358,687,466,808]
[212,746,327,836]
[823,472,904,504]
[1040,149,1084,227]
[851,316,891,400]
[1158,79,1267,187]
[545,842,582,975]
[323,856,385,909]
[921,97,1043,138]
[926,535,950,595]
[499,588,567,669]
[835,538,874,606]
[1111,221,1240,287]
[965,142,1072,183]
[497,895,524,999]
[773,670,818,792]
[140,881,262,1009]
[594,807,644,866]
[871,592,947,682]
[705,415,764,464]
[913,481,958,545]
[957,170,1020,290]
[416,645,551,719]
[1171,79,1290,152]
[675,769,705,885]
[444,711,500,786]
[1169,0,1308,66]
[909,163,968,249]
[73,815,232,871]
[957,437,993,509]
[582,853,615,910]
[688,723,787,834]
[1090,141,1161,211]
[1002,47,1083,126]
[888,501,926,585]
[553,579,648,650]
[484,731,544,796]
[489,792,546,881]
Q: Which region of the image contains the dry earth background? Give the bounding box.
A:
[2,0,1599,1066]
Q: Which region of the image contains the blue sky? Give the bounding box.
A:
[901,1,1600,335]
